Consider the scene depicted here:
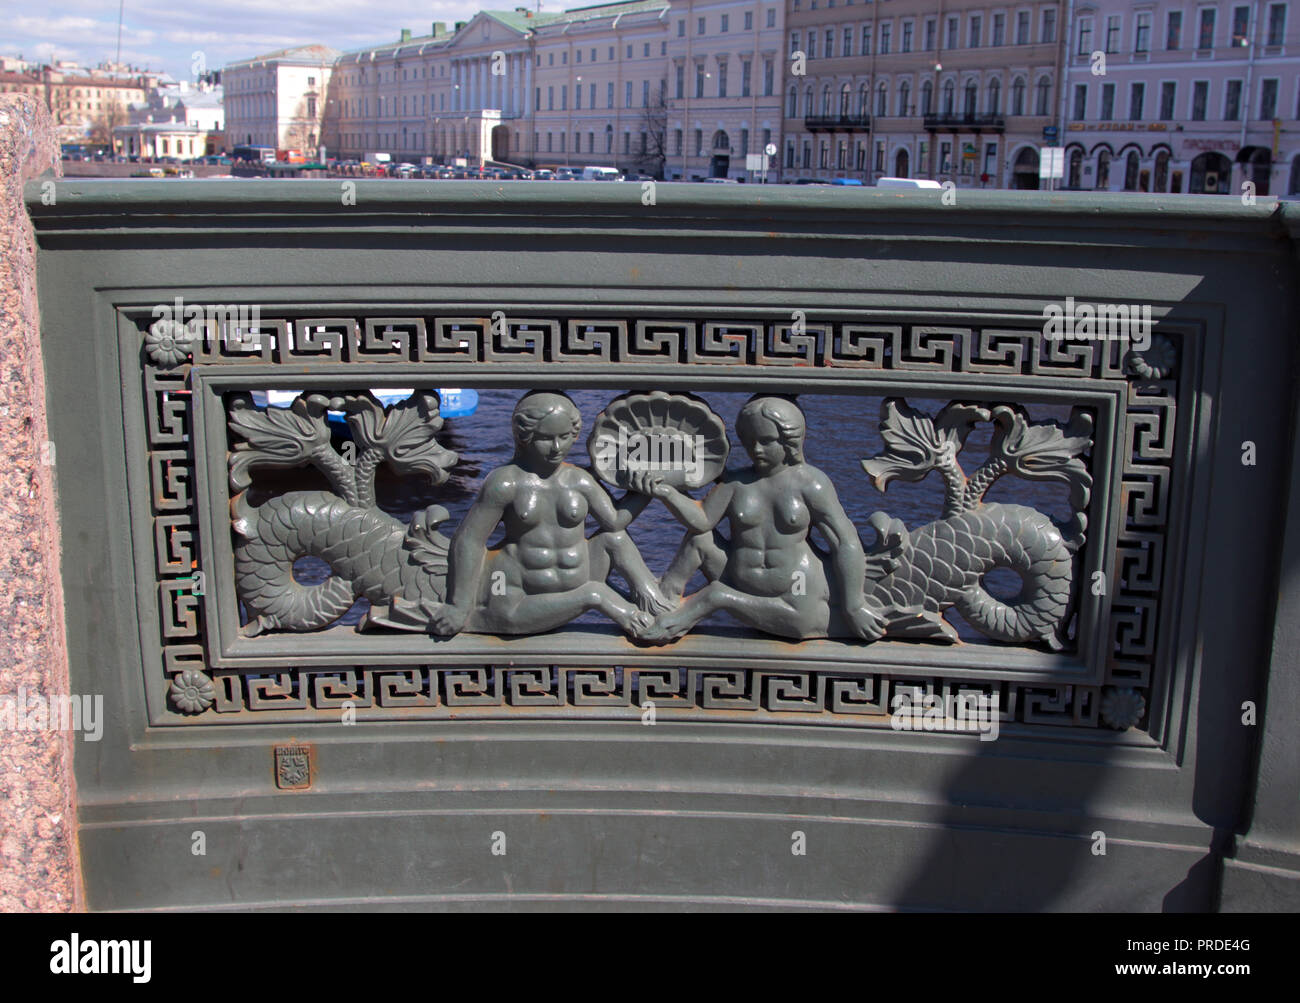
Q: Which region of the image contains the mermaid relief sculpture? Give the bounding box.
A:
[228,388,1092,650]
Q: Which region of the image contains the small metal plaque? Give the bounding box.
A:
[274,744,312,790]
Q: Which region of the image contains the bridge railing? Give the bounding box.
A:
[26,178,1300,910]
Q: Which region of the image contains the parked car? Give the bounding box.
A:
[699,176,739,183]
[533,169,555,180]
[830,177,865,186]
[433,167,454,179]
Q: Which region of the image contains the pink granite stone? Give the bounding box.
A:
[0,93,80,912]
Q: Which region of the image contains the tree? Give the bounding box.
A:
[633,87,670,179]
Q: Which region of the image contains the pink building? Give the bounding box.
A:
[1062,1,1300,195]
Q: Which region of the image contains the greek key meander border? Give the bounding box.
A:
[137,314,1178,732]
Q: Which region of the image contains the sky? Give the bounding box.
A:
[3,1,565,81]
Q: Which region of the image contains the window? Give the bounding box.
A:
[642,79,649,106]
[943,80,955,114]
[623,132,630,154]
[946,16,958,49]
[607,82,614,108]
[1105,15,1120,53]
[625,80,633,107]
[626,45,633,58]
[826,28,835,57]
[1100,82,1115,120]
[1225,79,1242,119]
[1012,77,1025,115]
[1032,76,1049,115]
[1016,11,1030,45]
[764,59,774,96]
[808,32,816,58]
[862,25,872,55]
[1192,80,1208,120]
[1199,8,1216,50]
[822,84,831,115]
[718,62,727,98]
[563,52,568,64]
[1078,18,1092,56]
[805,86,814,115]
[993,13,1005,47]
[1159,81,1176,119]
[1261,78,1279,119]
[676,64,684,99]
[844,28,854,57]
[698,16,705,34]
[877,82,888,116]
[921,79,933,115]
[964,81,977,115]
[696,64,705,98]
[576,85,582,110]
[1130,81,1145,120]
[1232,5,1250,46]
[898,81,910,116]
[970,15,982,48]
[678,19,685,37]
[791,31,800,54]
[1136,12,1151,52]
[858,83,869,117]
[880,23,891,53]
[721,14,729,32]
[785,140,794,168]
[695,128,703,155]
[740,128,748,154]
[547,85,554,110]
[741,60,751,96]
[560,85,568,111]
[941,141,952,173]
[1042,9,1057,44]
[606,126,614,153]
[745,11,753,30]
[788,85,798,117]
[1167,11,1182,49]
[924,18,936,50]
[1073,83,1087,120]
[903,21,913,52]
[875,141,884,172]
[768,9,776,28]
[1268,3,1286,46]
[820,140,829,168]
[802,140,810,167]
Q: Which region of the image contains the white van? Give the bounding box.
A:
[874,177,943,189]
[581,165,623,181]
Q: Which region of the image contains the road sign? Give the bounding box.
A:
[1042,125,1059,143]
[764,143,777,157]
[1039,146,1065,180]
[746,153,770,172]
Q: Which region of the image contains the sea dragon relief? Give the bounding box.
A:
[226,390,1092,649]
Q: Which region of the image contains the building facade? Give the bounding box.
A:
[1062,1,1300,196]
[224,44,338,154]
[0,62,156,144]
[781,0,1066,187]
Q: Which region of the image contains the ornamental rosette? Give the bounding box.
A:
[169,670,216,715]
[1100,686,1146,730]
[1124,335,1176,381]
[144,318,191,369]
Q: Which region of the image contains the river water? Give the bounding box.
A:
[275,388,1078,641]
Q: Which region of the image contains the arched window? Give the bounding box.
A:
[942,80,955,114]
[964,81,978,116]
[1154,150,1170,191]
[821,84,831,116]
[1011,77,1026,115]
[1096,149,1111,189]
[987,78,1001,115]
[840,83,851,116]
[877,82,888,117]
[1035,76,1052,115]
[804,86,814,116]
[898,81,911,116]
[1124,150,1140,190]
[788,85,798,117]
[712,129,729,150]
[858,83,869,117]
[921,79,934,116]
[1068,147,1082,188]
[605,123,613,153]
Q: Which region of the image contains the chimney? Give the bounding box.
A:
[400,28,412,42]
[431,22,446,37]
[454,21,466,31]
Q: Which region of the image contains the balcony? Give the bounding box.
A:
[923,112,1006,132]
[804,112,872,132]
